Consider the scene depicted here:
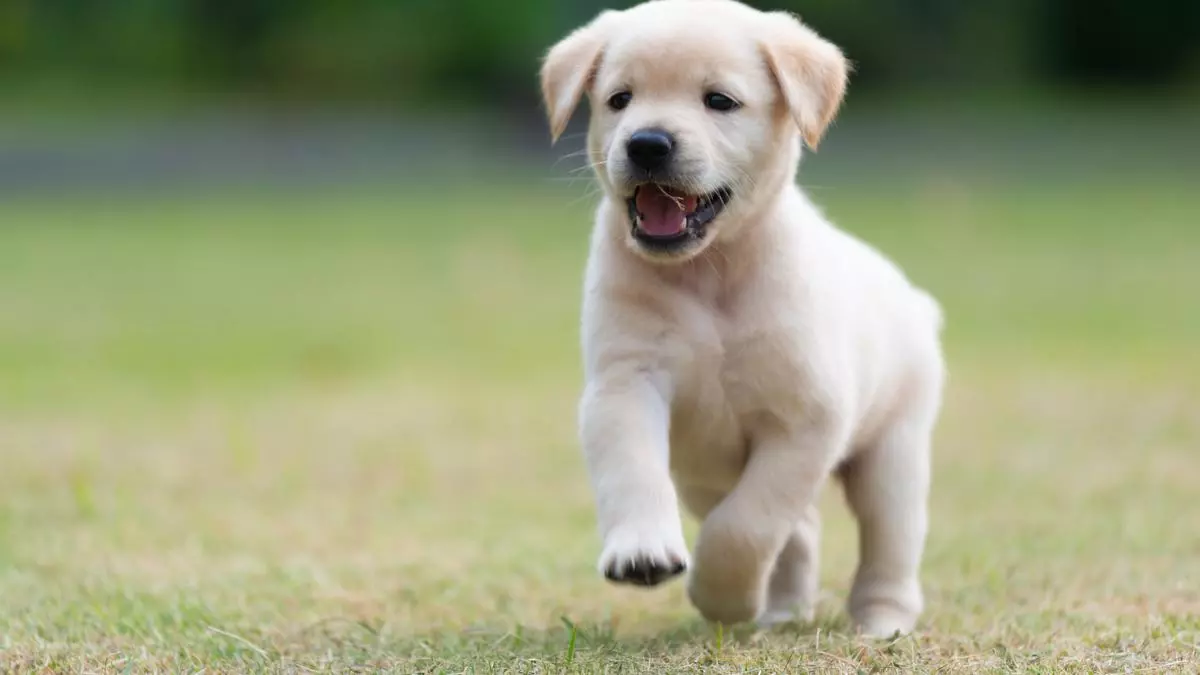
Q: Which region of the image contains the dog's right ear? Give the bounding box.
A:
[540,11,618,144]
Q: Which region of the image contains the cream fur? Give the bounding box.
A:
[541,0,945,637]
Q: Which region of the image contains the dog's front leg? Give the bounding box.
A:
[687,421,846,623]
[579,374,688,587]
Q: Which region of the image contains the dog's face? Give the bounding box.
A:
[541,0,848,262]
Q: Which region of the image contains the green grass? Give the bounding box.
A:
[1,174,1199,673]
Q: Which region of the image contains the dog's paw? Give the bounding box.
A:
[756,603,815,629]
[849,580,922,638]
[851,604,917,639]
[687,574,761,624]
[598,522,689,588]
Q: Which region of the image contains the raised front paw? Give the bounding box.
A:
[598,522,689,587]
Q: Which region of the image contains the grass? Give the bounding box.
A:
[1,171,1199,673]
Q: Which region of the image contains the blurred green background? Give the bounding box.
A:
[0,0,1198,190]
[3,0,1199,103]
[2,1,1200,671]
[1,0,1196,388]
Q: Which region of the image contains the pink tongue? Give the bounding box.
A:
[635,187,698,237]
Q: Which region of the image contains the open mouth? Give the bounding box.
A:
[626,184,733,250]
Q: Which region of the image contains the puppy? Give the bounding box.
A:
[540,0,945,637]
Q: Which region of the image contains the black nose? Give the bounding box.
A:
[626,129,675,172]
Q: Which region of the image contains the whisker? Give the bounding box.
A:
[704,249,724,284]
[567,189,603,208]
[567,161,606,175]
[555,148,594,161]
[552,153,596,172]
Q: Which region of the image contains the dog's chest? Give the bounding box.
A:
[664,294,797,489]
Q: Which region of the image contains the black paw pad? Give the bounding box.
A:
[604,556,687,587]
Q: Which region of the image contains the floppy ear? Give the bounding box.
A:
[539,11,617,144]
[760,12,849,151]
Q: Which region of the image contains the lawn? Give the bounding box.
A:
[1,174,1198,673]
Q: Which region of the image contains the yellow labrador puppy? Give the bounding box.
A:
[540,0,945,637]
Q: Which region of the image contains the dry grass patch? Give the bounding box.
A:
[3,369,1199,673]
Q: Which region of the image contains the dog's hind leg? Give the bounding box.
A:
[841,413,934,638]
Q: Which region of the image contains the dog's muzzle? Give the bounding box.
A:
[626,184,733,253]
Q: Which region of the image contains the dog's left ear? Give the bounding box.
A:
[760,13,849,151]
[540,11,618,144]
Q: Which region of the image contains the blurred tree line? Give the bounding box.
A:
[0,0,1197,107]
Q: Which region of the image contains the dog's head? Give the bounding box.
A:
[541,0,848,262]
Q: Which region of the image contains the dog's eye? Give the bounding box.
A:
[608,91,633,111]
[704,92,740,112]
